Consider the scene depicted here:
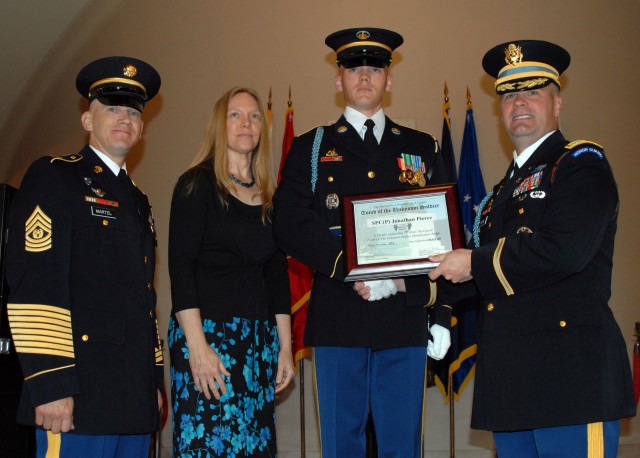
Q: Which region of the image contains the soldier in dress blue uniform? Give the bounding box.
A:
[6,56,164,458]
[418,40,636,456]
[273,27,452,458]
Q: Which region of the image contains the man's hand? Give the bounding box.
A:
[35,397,74,433]
[428,249,473,283]
[427,324,451,360]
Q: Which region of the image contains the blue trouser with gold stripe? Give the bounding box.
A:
[314,346,428,458]
[493,420,620,457]
[36,430,150,458]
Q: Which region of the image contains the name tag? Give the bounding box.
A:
[91,206,116,219]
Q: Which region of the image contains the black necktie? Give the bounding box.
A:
[363,119,378,152]
[510,162,519,179]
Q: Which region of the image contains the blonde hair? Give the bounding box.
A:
[186,87,274,222]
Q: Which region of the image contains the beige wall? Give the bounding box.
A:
[2,0,639,455]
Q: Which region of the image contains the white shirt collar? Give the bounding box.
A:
[513,130,556,169]
[343,107,386,142]
[89,145,127,176]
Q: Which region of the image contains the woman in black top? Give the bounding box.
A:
[168,87,293,457]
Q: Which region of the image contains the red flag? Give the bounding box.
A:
[277,87,313,366]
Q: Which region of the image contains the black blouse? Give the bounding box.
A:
[168,165,290,322]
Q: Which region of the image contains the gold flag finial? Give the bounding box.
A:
[442,82,451,130]
[268,86,272,110]
[288,85,292,107]
[467,87,473,110]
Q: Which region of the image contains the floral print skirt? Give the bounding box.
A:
[168,316,280,457]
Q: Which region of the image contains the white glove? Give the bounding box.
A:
[366,279,398,301]
[427,324,451,360]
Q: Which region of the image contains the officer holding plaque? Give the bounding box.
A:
[420,40,635,456]
[273,27,450,457]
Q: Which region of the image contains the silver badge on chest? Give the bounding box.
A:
[325,193,340,209]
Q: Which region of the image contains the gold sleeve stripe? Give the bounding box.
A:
[8,304,71,319]
[24,364,75,381]
[9,323,71,333]
[493,238,514,296]
[9,313,71,325]
[8,303,75,358]
[330,251,343,279]
[11,328,72,339]
[13,341,74,353]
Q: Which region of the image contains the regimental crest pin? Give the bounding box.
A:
[25,205,52,252]
[325,193,340,209]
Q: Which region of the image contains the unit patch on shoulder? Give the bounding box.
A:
[565,140,604,160]
[25,205,52,252]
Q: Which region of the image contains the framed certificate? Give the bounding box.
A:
[341,184,465,281]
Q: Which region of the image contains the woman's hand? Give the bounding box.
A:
[275,348,294,393]
[188,342,231,400]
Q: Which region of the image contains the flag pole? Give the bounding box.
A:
[449,373,455,457]
[299,359,306,458]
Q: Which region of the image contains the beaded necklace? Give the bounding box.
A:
[229,174,255,188]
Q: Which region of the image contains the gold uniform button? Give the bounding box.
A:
[102,220,109,226]
[368,171,375,179]
[559,320,567,328]
[147,282,152,289]
[328,176,334,182]
[487,303,494,312]
[82,334,89,342]
[144,256,148,264]
[519,208,525,214]
[149,309,153,318]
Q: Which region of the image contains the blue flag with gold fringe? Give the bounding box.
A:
[458,90,486,243]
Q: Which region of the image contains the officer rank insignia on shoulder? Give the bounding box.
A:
[566,140,604,160]
[320,148,343,162]
[25,205,52,252]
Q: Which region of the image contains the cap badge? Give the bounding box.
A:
[123,65,137,78]
[504,44,523,66]
[356,31,370,40]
